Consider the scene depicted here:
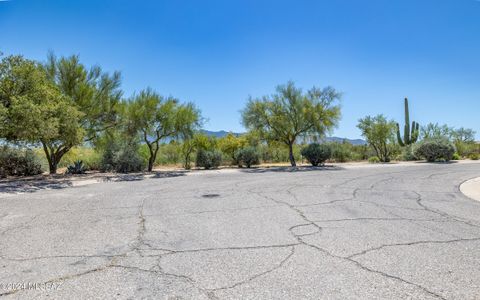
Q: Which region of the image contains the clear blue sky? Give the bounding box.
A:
[1,0,479,139]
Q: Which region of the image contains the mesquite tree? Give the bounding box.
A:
[242,81,341,166]
[0,55,85,174]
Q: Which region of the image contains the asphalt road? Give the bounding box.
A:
[1,162,480,299]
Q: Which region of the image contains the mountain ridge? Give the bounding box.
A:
[201,130,366,145]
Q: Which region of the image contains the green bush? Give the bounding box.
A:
[235,147,260,168]
[469,153,479,160]
[66,160,86,174]
[331,144,352,163]
[0,146,43,177]
[399,146,417,161]
[301,143,332,166]
[452,153,461,161]
[368,156,381,164]
[196,149,222,169]
[100,142,145,173]
[414,139,455,162]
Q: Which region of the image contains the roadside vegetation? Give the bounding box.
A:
[0,53,478,176]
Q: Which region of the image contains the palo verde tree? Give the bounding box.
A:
[357,115,397,162]
[39,54,122,173]
[0,55,85,174]
[218,133,247,164]
[45,53,122,141]
[396,98,419,147]
[125,88,202,172]
[242,81,341,166]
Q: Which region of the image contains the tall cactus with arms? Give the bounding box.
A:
[396,98,419,147]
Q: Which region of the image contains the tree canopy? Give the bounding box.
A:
[0,55,85,173]
[125,88,202,171]
[0,54,123,173]
[357,115,397,162]
[242,81,341,166]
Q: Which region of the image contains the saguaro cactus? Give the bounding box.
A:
[396,98,419,147]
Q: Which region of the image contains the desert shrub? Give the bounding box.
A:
[66,160,86,174]
[368,156,381,164]
[196,149,222,169]
[331,144,352,163]
[301,143,332,166]
[115,145,144,173]
[469,153,479,160]
[100,142,145,173]
[452,153,461,161]
[399,145,417,161]
[0,146,43,177]
[414,139,455,162]
[235,147,260,168]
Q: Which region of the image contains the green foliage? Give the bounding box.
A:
[218,133,247,165]
[301,143,332,166]
[357,115,397,162]
[420,124,476,157]
[45,53,122,143]
[452,153,461,161]
[420,123,454,141]
[235,147,260,168]
[396,98,419,147]
[66,160,86,174]
[242,81,341,166]
[0,146,43,177]
[452,127,476,143]
[469,153,479,160]
[115,144,145,173]
[59,147,102,170]
[399,145,417,161]
[368,156,381,164]
[452,128,477,157]
[125,88,202,171]
[414,139,456,162]
[0,55,85,174]
[195,149,222,169]
[329,143,355,162]
[100,141,144,173]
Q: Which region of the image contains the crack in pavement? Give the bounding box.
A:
[2,163,480,299]
[255,180,451,299]
[347,237,480,260]
[299,239,447,300]
[208,246,296,293]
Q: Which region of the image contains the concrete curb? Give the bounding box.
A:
[460,177,480,202]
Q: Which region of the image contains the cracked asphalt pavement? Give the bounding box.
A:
[1,162,480,299]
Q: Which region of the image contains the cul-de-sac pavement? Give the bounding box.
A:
[1,162,480,299]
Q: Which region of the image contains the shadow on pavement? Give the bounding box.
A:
[0,170,189,194]
[239,165,344,174]
[0,179,73,194]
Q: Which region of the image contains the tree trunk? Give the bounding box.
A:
[42,142,58,174]
[48,161,58,174]
[288,142,296,167]
[147,142,160,172]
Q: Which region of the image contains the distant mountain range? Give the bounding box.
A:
[201,130,366,145]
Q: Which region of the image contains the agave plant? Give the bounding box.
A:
[66,160,86,174]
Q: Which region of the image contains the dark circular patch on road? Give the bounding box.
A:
[202,194,220,198]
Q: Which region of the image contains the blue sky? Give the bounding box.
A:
[1,0,479,139]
